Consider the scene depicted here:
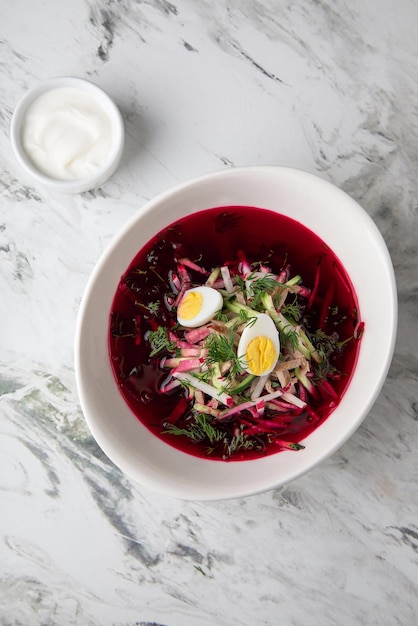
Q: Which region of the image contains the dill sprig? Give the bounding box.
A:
[147,326,177,357]
[234,275,246,292]
[280,327,300,352]
[214,310,229,323]
[238,308,257,326]
[193,369,214,384]
[309,329,341,380]
[204,331,245,375]
[310,329,340,361]
[247,274,286,310]
[281,295,303,323]
[163,413,225,445]
[146,301,161,315]
[251,274,281,294]
[223,426,257,458]
[164,414,258,459]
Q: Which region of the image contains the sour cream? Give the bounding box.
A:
[21,87,113,181]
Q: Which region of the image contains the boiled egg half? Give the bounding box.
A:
[238,313,280,376]
[177,286,223,328]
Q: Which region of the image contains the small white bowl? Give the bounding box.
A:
[74,166,397,500]
[10,77,124,193]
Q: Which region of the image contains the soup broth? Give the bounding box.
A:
[109,206,363,461]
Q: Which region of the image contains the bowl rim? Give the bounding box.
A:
[74,165,398,500]
[10,76,125,193]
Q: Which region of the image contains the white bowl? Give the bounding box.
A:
[74,166,397,500]
[10,77,124,193]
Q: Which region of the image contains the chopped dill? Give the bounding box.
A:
[309,329,341,380]
[222,426,257,459]
[146,301,161,315]
[287,442,305,451]
[163,412,225,446]
[238,308,257,326]
[204,331,245,375]
[147,326,177,356]
[251,274,281,293]
[281,295,303,323]
[214,310,229,323]
[310,329,340,361]
[279,325,300,351]
[234,275,246,291]
[193,369,214,384]
[248,275,281,309]
[235,272,284,310]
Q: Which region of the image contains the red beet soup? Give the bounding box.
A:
[109,206,363,461]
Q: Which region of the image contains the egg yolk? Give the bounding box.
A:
[178,291,203,320]
[246,336,277,375]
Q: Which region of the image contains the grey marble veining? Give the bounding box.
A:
[1,0,417,624]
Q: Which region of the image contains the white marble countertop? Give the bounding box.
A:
[1,1,417,624]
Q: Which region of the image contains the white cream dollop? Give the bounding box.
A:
[21,87,113,180]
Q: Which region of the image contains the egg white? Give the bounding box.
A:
[177,286,223,328]
[238,313,280,376]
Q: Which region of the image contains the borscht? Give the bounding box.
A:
[108,206,364,461]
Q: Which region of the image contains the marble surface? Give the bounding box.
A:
[1,0,417,624]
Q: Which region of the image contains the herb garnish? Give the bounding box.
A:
[164,412,224,444]
[281,295,303,323]
[147,326,177,357]
[204,331,245,375]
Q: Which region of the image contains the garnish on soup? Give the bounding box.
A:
[109,206,364,461]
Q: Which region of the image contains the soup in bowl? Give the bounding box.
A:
[74,166,397,500]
